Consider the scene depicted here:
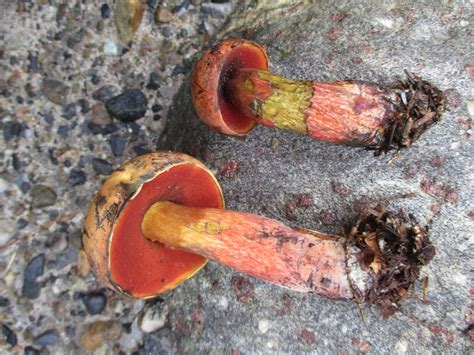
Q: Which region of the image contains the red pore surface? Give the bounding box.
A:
[192,39,268,136]
[110,164,223,298]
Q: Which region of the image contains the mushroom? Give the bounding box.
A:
[192,39,443,153]
[83,152,435,315]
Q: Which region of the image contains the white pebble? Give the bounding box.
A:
[258,319,270,334]
[103,41,118,56]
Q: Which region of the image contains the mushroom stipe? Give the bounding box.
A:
[192,39,444,154]
[83,152,435,316]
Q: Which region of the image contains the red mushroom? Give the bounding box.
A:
[83,152,435,315]
[192,39,444,154]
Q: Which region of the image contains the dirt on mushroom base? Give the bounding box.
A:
[346,205,436,318]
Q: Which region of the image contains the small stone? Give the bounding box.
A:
[80,321,122,352]
[87,122,119,135]
[105,89,148,122]
[68,169,87,186]
[92,158,113,175]
[2,324,17,347]
[116,0,145,43]
[110,134,126,156]
[103,41,118,56]
[42,79,69,106]
[22,254,45,299]
[91,102,112,125]
[27,51,39,71]
[82,292,107,315]
[58,125,69,138]
[140,302,169,333]
[146,72,162,90]
[34,329,60,347]
[62,103,76,120]
[161,26,172,37]
[24,346,40,355]
[3,121,24,142]
[31,185,57,208]
[92,85,118,102]
[258,319,270,334]
[77,99,91,113]
[100,3,110,18]
[155,6,173,23]
[0,296,10,307]
[201,2,232,18]
[77,250,91,277]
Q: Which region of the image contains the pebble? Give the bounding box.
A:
[57,125,69,138]
[30,184,57,208]
[3,121,24,142]
[87,122,119,135]
[100,3,110,19]
[140,303,169,333]
[80,320,122,352]
[24,347,41,355]
[147,72,162,90]
[110,134,126,156]
[62,102,77,120]
[103,41,118,56]
[82,292,107,315]
[2,324,17,347]
[141,329,174,354]
[155,6,173,23]
[22,254,45,299]
[34,329,60,347]
[92,85,118,102]
[116,0,145,43]
[0,296,10,307]
[106,89,148,122]
[201,2,232,18]
[91,102,112,125]
[77,98,91,113]
[68,169,87,186]
[92,158,113,175]
[42,79,69,106]
[258,319,270,334]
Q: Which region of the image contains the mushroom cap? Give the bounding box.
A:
[83,152,224,298]
[192,39,269,136]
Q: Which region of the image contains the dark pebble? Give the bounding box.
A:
[147,0,158,8]
[17,218,28,229]
[78,99,91,113]
[110,134,126,157]
[62,103,76,120]
[27,51,39,71]
[34,329,60,347]
[82,292,107,315]
[100,3,110,18]
[92,158,113,175]
[48,148,58,165]
[0,296,10,307]
[151,104,162,113]
[68,169,87,186]
[22,254,45,299]
[16,95,24,104]
[12,153,21,170]
[57,125,69,138]
[129,122,141,135]
[42,112,54,124]
[3,121,24,142]
[87,122,118,135]
[9,55,19,65]
[2,324,17,347]
[24,346,41,355]
[172,65,190,76]
[106,89,148,122]
[91,75,101,85]
[140,329,174,354]
[31,185,57,208]
[146,72,162,90]
[92,85,118,102]
[66,30,84,49]
[20,181,31,193]
[161,26,172,37]
[153,114,161,121]
[178,28,188,38]
[133,145,152,156]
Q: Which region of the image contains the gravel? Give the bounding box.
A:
[105,89,148,123]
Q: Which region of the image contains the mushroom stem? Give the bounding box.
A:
[142,201,358,299]
[226,68,443,152]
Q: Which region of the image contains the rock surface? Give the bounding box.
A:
[0,1,472,353]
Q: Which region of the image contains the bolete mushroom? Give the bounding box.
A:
[83,152,435,315]
[192,39,444,154]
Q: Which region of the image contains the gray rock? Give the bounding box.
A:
[92,158,113,175]
[109,134,126,157]
[105,89,148,123]
[34,329,59,347]
[22,254,45,299]
[68,169,86,186]
[92,85,118,103]
[1,324,17,347]
[30,185,57,208]
[82,292,107,315]
[42,79,69,106]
